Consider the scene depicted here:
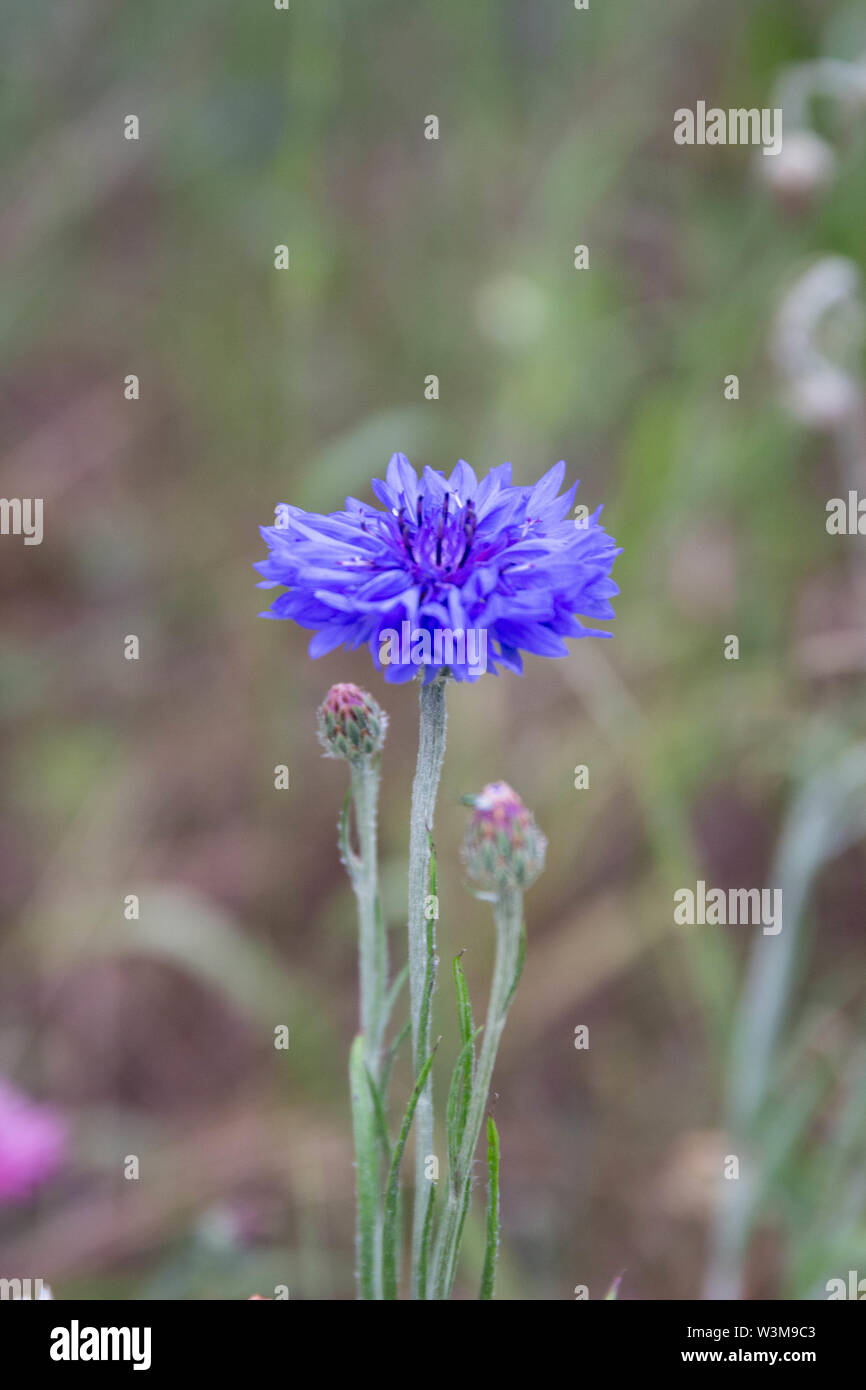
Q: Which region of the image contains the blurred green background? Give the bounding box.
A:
[2,0,866,1299]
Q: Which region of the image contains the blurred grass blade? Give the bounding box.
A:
[707,742,866,1299]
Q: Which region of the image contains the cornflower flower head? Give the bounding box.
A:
[256,454,620,682]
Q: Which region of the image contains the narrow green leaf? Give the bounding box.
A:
[380,1017,411,1100]
[365,1065,391,1167]
[446,1025,483,1185]
[382,960,409,1036]
[417,1179,437,1301]
[349,1034,380,1300]
[450,954,476,1170]
[444,1170,473,1297]
[453,952,474,1050]
[382,1042,439,1299]
[479,1115,500,1300]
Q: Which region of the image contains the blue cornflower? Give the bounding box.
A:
[256,454,620,682]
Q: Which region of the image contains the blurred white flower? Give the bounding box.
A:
[771,257,864,427]
[760,129,837,205]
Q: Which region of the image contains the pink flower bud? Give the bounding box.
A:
[317,683,388,760]
[462,782,546,892]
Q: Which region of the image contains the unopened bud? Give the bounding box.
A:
[462,781,546,893]
[317,683,387,760]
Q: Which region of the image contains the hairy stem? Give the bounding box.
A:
[349,757,387,1080]
[408,672,448,1298]
[349,1035,379,1299]
[343,755,387,1298]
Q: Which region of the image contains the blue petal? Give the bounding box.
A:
[448,459,478,501]
[386,452,419,510]
[526,460,567,514]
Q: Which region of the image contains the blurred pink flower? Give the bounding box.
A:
[0,1079,67,1202]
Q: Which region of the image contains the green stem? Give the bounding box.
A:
[349,757,387,1080]
[431,885,523,1300]
[408,673,448,1298]
[349,1035,380,1299]
[344,755,387,1299]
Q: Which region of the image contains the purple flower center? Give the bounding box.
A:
[381,492,482,585]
